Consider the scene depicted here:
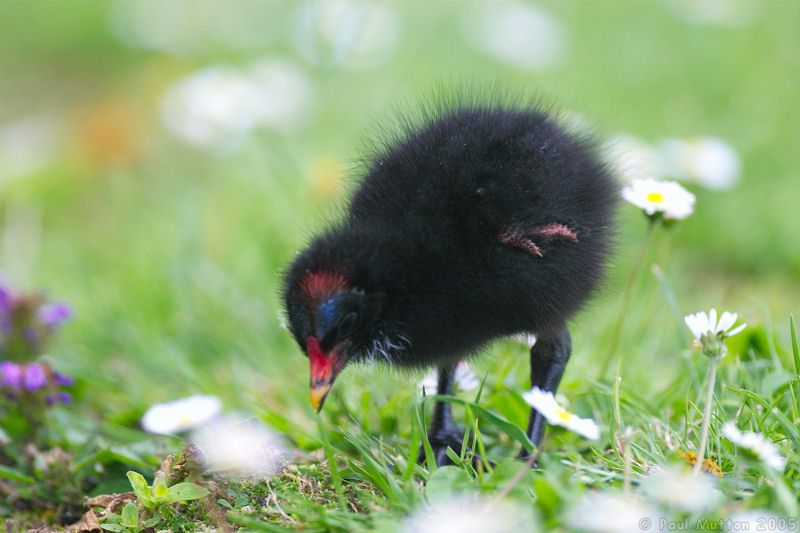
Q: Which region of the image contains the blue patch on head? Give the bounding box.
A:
[317,294,344,336]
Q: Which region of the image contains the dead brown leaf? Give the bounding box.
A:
[83,492,136,520]
[65,509,100,533]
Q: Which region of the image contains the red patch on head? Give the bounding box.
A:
[299,271,348,303]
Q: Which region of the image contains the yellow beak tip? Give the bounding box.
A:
[310,385,331,413]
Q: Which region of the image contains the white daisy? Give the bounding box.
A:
[659,137,741,190]
[293,0,400,70]
[160,60,314,150]
[621,179,696,220]
[0,115,61,182]
[684,309,747,345]
[161,66,265,150]
[141,395,222,435]
[247,58,315,132]
[640,466,721,513]
[191,416,286,479]
[419,362,480,396]
[567,492,661,533]
[722,423,786,471]
[462,2,565,71]
[522,387,599,440]
[400,495,536,533]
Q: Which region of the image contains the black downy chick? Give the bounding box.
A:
[283,101,617,465]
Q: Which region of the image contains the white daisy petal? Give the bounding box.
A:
[568,492,663,533]
[419,363,480,396]
[723,422,785,471]
[401,495,536,533]
[160,60,314,151]
[462,2,565,71]
[454,362,481,391]
[522,387,559,419]
[726,323,747,338]
[294,0,400,71]
[141,395,222,435]
[641,467,721,513]
[684,310,745,341]
[522,387,599,440]
[684,314,703,340]
[571,417,601,440]
[697,312,710,338]
[691,314,706,339]
[684,310,746,357]
[659,137,741,190]
[418,369,439,396]
[715,311,736,334]
[622,179,696,220]
[191,416,286,478]
[708,309,718,333]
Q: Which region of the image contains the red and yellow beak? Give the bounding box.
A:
[307,337,345,413]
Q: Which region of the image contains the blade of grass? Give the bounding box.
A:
[342,431,407,506]
[466,405,492,474]
[765,468,799,518]
[0,465,35,484]
[416,397,437,471]
[316,417,346,507]
[790,315,799,377]
[227,511,300,533]
[403,405,421,482]
[727,386,800,442]
[426,395,534,453]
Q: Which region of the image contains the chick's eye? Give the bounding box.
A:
[337,312,359,336]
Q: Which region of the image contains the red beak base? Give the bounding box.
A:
[307,337,342,412]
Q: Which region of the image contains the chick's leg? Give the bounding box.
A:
[520,328,572,461]
[419,364,464,466]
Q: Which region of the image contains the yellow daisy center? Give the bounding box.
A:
[646,192,665,204]
[556,407,573,423]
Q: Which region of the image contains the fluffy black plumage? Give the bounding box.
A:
[284,103,616,369]
[283,99,617,463]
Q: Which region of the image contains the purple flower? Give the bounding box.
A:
[23,363,47,391]
[38,302,72,328]
[0,285,10,313]
[1,361,23,390]
[53,372,75,386]
[46,392,72,405]
[0,285,10,337]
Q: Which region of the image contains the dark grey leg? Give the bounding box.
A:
[419,364,464,466]
[520,328,572,460]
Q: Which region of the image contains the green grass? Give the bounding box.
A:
[1,1,799,531]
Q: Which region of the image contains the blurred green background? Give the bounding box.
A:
[0,1,798,424]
